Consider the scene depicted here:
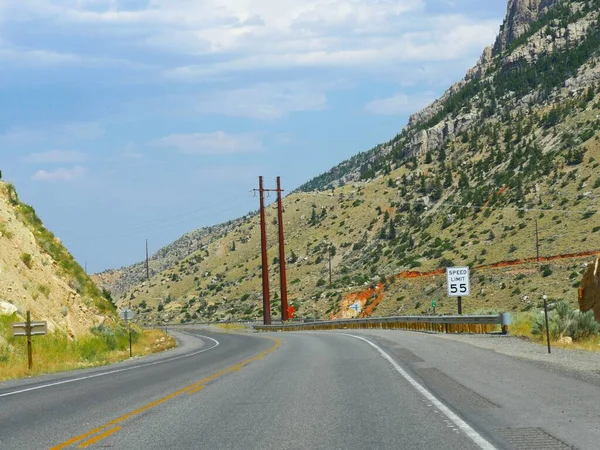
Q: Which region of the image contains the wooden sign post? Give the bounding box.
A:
[12,311,47,370]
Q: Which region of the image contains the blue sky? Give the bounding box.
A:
[0,0,506,273]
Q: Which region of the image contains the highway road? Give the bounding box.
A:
[0,328,598,449]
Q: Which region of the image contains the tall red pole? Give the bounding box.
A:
[259,176,271,325]
[277,177,289,321]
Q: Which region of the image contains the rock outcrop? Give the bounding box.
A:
[493,0,561,55]
[578,256,600,321]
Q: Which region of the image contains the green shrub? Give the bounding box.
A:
[0,222,13,239]
[539,265,553,277]
[37,284,51,298]
[582,210,596,220]
[570,310,600,340]
[532,301,600,341]
[20,253,33,269]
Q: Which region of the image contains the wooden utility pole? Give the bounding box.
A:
[26,311,32,370]
[258,177,272,325]
[146,239,150,281]
[276,177,289,322]
[535,220,540,263]
[328,244,333,288]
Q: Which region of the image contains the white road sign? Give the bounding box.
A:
[12,321,47,336]
[349,302,362,313]
[119,309,135,320]
[446,267,470,297]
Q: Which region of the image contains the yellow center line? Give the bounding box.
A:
[187,385,205,395]
[49,337,280,450]
[77,427,122,448]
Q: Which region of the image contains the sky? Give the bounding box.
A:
[0,0,507,273]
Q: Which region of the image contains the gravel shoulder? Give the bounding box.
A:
[435,332,600,383]
[349,329,600,385]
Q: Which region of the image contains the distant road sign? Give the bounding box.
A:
[119,309,135,320]
[431,299,437,308]
[446,267,470,297]
[349,302,362,313]
[12,321,47,337]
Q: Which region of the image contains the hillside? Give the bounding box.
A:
[0,181,116,336]
[104,0,600,324]
[93,217,246,297]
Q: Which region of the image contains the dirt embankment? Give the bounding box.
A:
[336,250,600,318]
[0,182,110,337]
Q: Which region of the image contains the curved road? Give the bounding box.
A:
[0,329,598,449]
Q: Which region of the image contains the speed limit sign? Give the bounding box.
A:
[446,267,470,297]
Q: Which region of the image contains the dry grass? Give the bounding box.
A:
[0,327,176,382]
[213,323,250,332]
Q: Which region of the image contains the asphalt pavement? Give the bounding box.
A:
[0,328,597,449]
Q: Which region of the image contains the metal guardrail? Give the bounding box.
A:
[253,313,511,335]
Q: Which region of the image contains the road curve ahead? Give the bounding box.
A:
[0,329,495,450]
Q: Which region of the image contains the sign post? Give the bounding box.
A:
[542,295,551,354]
[12,311,47,370]
[446,267,470,315]
[119,309,135,357]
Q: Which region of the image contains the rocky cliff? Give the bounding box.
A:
[493,0,561,55]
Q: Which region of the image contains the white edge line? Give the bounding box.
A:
[0,333,219,398]
[340,333,497,450]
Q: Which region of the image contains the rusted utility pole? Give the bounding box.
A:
[276,177,289,322]
[258,177,272,325]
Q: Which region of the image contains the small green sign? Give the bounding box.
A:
[431,299,437,308]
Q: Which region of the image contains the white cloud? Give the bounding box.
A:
[1,1,499,77]
[154,131,263,155]
[366,92,436,115]
[31,166,88,182]
[0,122,104,146]
[192,82,327,119]
[23,150,88,164]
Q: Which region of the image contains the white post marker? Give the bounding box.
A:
[446,266,470,315]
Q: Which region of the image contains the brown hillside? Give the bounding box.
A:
[0,182,114,337]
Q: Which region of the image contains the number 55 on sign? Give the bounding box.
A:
[446,267,470,297]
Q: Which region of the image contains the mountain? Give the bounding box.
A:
[93,217,246,297]
[0,181,116,337]
[102,0,600,324]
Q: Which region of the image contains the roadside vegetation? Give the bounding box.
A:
[0,314,176,381]
[510,301,600,351]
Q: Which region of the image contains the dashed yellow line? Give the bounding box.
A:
[50,337,280,449]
